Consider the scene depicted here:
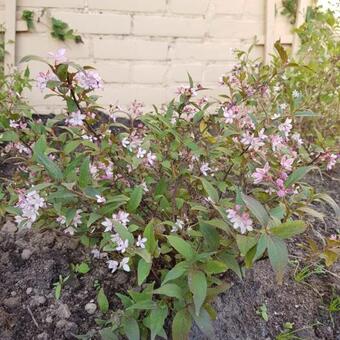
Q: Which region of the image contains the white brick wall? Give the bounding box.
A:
[2,0,300,112]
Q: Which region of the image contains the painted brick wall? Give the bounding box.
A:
[7,0,296,112]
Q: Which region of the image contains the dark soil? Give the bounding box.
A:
[0,227,135,340]
[0,171,339,340]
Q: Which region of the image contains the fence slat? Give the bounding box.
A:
[264,0,275,64]
[4,0,16,74]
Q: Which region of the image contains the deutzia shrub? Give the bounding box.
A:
[0,12,339,338]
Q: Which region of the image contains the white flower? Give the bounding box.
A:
[102,218,113,232]
[122,137,130,148]
[141,181,149,193]
[72,209,83,227]
[64,226,76,235]
[136,235,147,248]
[279,103,288,111]
[119,257,130,272]
[96,195,106,203]
[116,239,129,253]
[107,260,119,273]
[15,190,45,228]
[292,133,304,146]
[278,118,292,138]
[48,48,67,64]
[67,110,86,127]
[56,216,66,225]
[137,147,147,159]
[292,90,300,98]
[200,163,211,176]
[171,219,184,233]
[227,206,253,234]
[146,152,157,166]
[113,210,130,226]
[74,70,103,90]
[9,120,20,128]
[91,248,107,259]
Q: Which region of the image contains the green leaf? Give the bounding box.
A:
[0,131,19,142]
[294,110,320,117]
[236,235,257,256]
[189,306,215,338]
[267,236,288,283]
[135,248,152,263]
[127,186,143,212]
[220,253,242,279]
[203,260,228,274]
[200,218,231,234]
[162,261,188,285]
[123,318,140,340]
[167,235,195,260]
[19,54,50,65]
[77,262,90,274]
[64,140,81,154]
[241,193,270,226]
[87,212,102,228]
[270,220,306,239]
[154,283,183,300]
[100,327,118,340]
[172,309,192,340]
[201,178,219,203]
[36,152,63,181]
[137,258,151,285]
[144,220,157,255]
[79,157,91,188]
[115,223,134,244]
[199,221,220,251]
[188,270,207,316]
[97,287,109,313]
[285,166,317,187]
[148,305,168,340]
[253,234,267,262]
[274,40,288,63]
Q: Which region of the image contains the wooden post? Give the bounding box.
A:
[4,0,16,74]
[292,0,310,55]
[264,0,275,64]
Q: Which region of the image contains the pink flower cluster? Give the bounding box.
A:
[15,190,45,228]
[227,205,253,234]
[75,70,103,90]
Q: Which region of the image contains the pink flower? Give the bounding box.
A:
[48,48,67,65]
[292,133,303,146]
[270,135,285,152]
[241,132,264,151]
[252,162,270,184]
[36,70,58,91]
[223,106,236,124]
[146,152,157,166]
[280,155,294,172]
[325,153,338,170]
[66,110,86,126]
[278,118,292,138]
[75,70,103,90]
[200,162,212,176]
[227,205,253,234]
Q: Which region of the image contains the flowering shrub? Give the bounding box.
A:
[0,11,339,339]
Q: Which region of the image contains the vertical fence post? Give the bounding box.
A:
[292,0,310,55]
[265,0,275,64]
[4,0,16,75]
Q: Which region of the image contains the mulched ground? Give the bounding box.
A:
[0,170,339,340]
